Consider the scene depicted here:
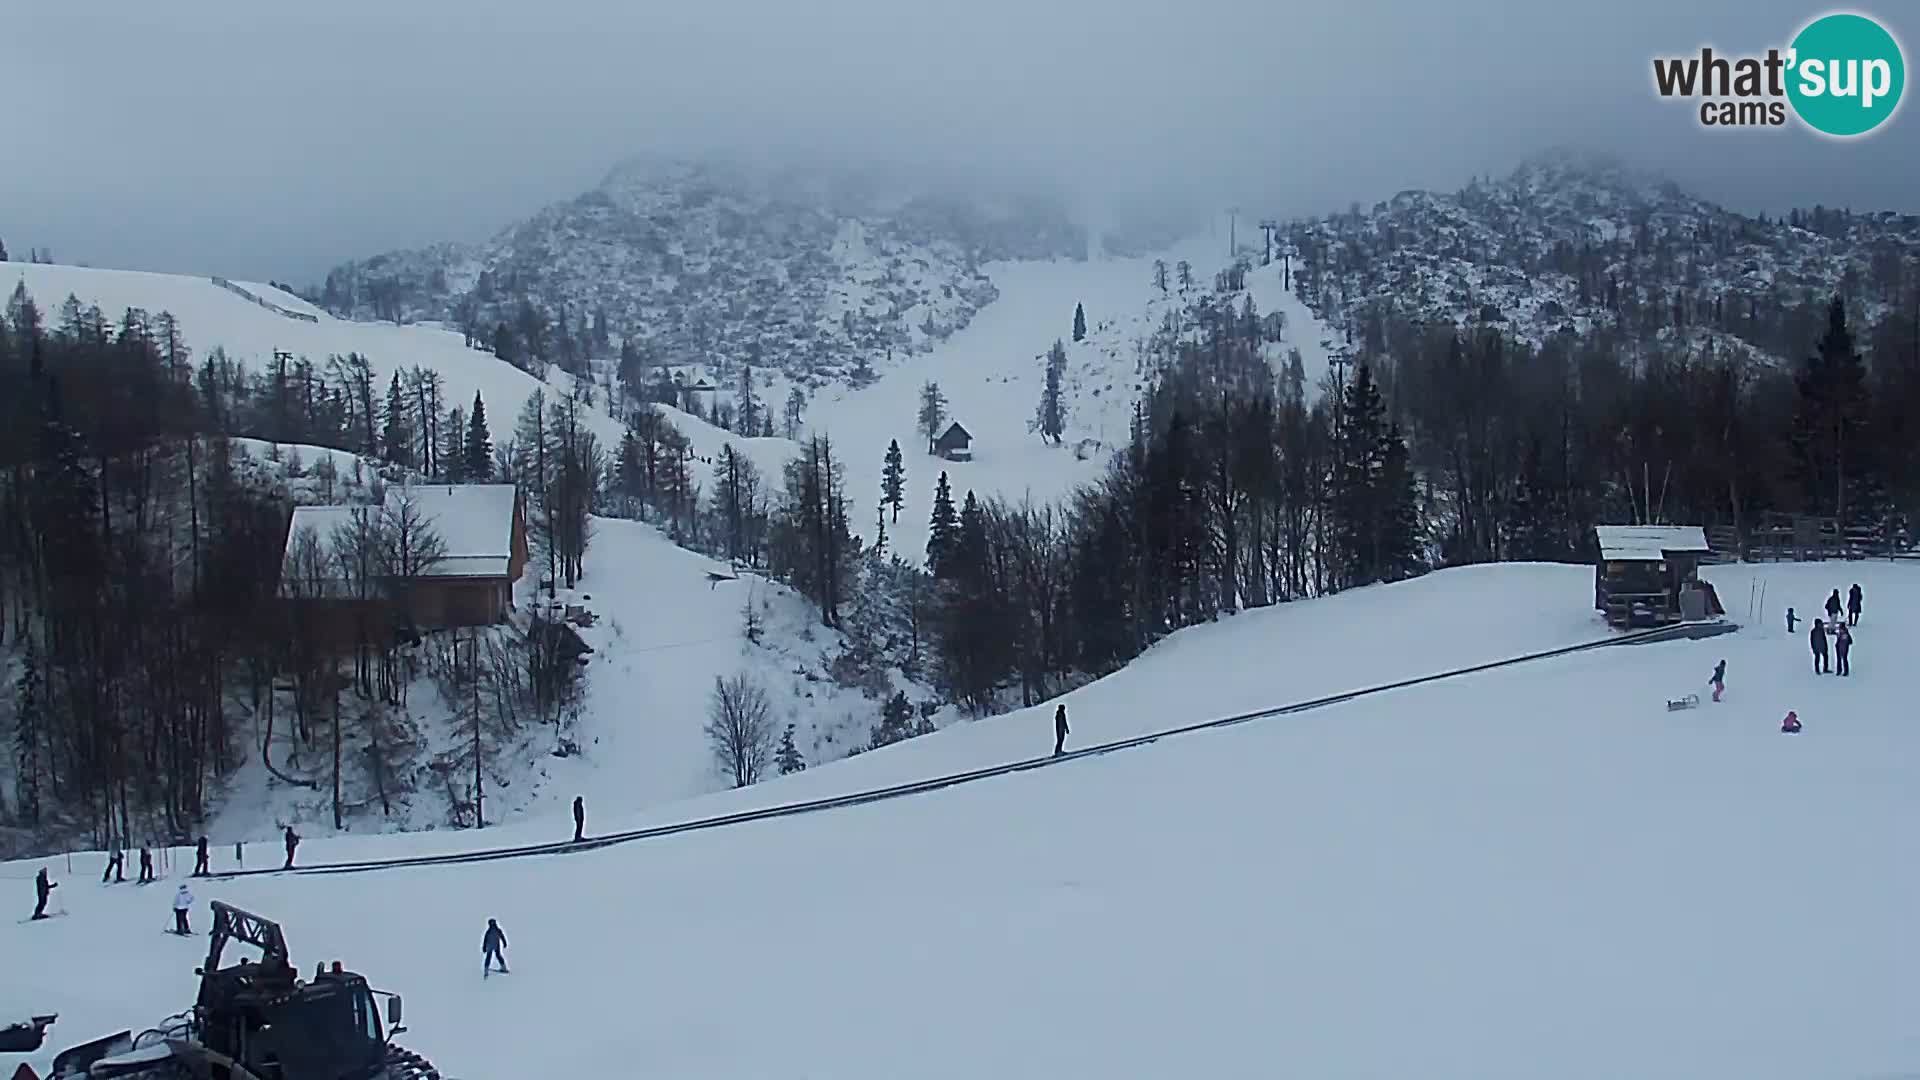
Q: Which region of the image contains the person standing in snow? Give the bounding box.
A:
[102,849,124,884]
[1847,583,1862,626]
[1709,659,1726,702]
[482,918,509,975]
[1782,710,1801,734]
[282,826,300,870]
[193,836,209,877]
[1785,606,1798,634]
[572,796,585,843]
[31,869,55,920]
[1824,589,1843,623]
[1810,619,1829,674]
[1833,622,1852,677]
[1053,704,1069,757]
[172,884,194,934]
[138,847,153,884]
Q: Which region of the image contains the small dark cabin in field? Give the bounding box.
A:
[933,421,972,461]
[1593,524,1721,628]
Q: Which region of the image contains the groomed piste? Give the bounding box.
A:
[5,559,1915,1080]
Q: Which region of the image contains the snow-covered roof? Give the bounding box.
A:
[404,484,520,578]
[280,484,519,593]
[1594,525,1711,561]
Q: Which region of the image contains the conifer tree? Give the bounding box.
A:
[1033,339,1067,444]
[917,381,948,453]
[1330,363,1391,588]
[776,724,806,774]
[465,391,493,481]
[869,691,918,750]
[784,386,807,439]
[1791,295,1870,521]
[737,365,760,433]
[442,404,468,483]
[927,471,958,576]
[881,438,906,523]
[381,372,413,468]
[1072,302,1087,342]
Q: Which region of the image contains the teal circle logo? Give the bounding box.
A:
[1786,12,1905,137]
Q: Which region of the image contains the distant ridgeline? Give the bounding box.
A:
[310,158,1089,392]
[211,277,318,323]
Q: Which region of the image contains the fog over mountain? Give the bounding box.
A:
[6,0,1915,281]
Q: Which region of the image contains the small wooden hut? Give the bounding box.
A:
[1593,525,1718,628]
[933,421,973,461]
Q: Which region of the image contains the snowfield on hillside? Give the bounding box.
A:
[0,262,791,484]
[805,223,1341,564]
[7,560,1914,1079]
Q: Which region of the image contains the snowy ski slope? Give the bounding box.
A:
[811,223,1340,564]
[6,559,1915,1079]
[0,263,794,483]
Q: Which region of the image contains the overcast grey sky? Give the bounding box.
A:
[5,0,1914,284]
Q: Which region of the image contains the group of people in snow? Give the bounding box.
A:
[1787,583,1864,677]
[26,825,303,923]
[1762,582,1867,735]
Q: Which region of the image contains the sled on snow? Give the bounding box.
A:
[1665,693,1700,711]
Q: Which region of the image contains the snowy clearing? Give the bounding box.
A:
[7,559,1914,1079]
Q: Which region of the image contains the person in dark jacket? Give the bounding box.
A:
[1053,704,1069,757]
[102,849,124,884]
[1785,606,1798,634]
[1709,659,1726,702]
[572,796,585,843]
[1781,710,1801,734]
[1810,620,1829,673]
[31,869,55,920]
[1833,622,1852,676]
[1847,583,1862,626]
[1825,589,1843,623]
[282,826,300,870]
[193,836,210,877]
[482,918,509,975]
[138,847,153,884]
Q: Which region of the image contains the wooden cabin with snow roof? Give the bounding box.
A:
[1592,524,1721,628]
[933,421,973,461]
[278,483,528,647]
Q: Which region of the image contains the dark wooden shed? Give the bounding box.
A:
[933,421,973,461]
[1593,525,1719,628]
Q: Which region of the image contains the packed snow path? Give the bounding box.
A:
[193,619,1727,881]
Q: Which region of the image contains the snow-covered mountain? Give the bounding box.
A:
[1284,147,1920,367]
[314,158,1089,389]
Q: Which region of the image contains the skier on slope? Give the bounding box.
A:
[172,884,194,935]
[1709,659,1726,703]
[138,847,153,884]
[482,918,509,976]
[102,849,124,884]
[1053,704,1069,757]
[572,796,585,842]
[1810,620,1830,674]
[1847,583,1863,626]
[31,869,55,920]
[283,826,300,869]
[193,836,210,877]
